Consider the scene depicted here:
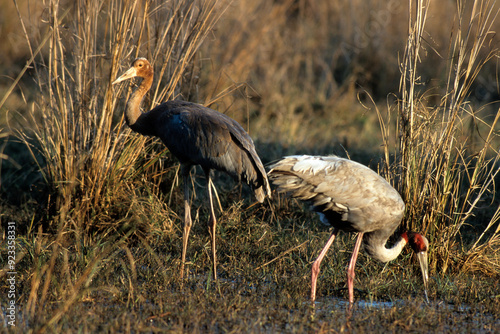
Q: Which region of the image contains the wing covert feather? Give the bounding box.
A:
[268,155,404,232]
[145,100,270,200]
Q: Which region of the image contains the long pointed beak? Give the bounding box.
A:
[112,67,137,85]
[416,251,429,303]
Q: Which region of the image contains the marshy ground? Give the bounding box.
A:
[2,197,499,332]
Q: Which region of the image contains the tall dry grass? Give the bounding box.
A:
[8,0,227,328]
[192,0,500,152]
[378,0,500,275]
[16,0,225,236]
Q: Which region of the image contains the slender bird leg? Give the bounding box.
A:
[205,169,218,280]
[347,232,364,305]
[180,165,193,279]
[311,228,339,302]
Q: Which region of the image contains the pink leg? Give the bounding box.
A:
[205,170,218,280]
[347,232,364,304]
[180,166,193,279]
[311,228,339,302]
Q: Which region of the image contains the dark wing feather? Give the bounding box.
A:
[146,100,270,201]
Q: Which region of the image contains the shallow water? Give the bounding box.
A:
[2,279,498,333]
[310,296,499,333]
[314,297,396,310]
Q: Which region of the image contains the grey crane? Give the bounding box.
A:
[112,57,271,279]
[268,155,429,304]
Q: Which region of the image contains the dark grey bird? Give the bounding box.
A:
[268,155,429,304]
[113,57,271,279]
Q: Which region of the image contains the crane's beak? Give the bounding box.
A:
[112,67,137,85]
[416,250,429,303]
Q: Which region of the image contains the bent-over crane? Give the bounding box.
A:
[268,155,429,304]
[113,58,271,279]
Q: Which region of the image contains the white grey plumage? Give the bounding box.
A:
[268,155,429,304]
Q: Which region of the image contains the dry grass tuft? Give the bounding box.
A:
[14,0,225,236]
[375,0,500,276]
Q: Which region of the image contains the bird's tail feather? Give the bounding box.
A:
[253,186,267,203]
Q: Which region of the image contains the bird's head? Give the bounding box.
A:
[402,231,430,303]
[112,58,153,85]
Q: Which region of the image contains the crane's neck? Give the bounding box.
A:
[125,74,154,132]
[363,230,408,263]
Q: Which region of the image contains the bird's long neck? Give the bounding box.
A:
[125,74,154,133]
[363,229,408,263]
